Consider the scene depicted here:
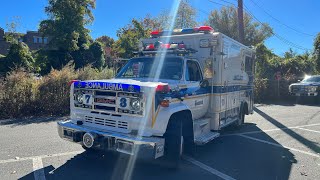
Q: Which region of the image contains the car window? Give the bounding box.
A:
[186,60,202,82]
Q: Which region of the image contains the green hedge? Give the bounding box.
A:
[254,78,298,103]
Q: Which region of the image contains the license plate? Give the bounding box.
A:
[296,93,300,96]
[116,140,134,155]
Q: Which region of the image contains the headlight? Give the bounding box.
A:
[75,93,84,104]
[130,98,141,110]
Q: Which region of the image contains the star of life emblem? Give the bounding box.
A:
[128,85,135,92]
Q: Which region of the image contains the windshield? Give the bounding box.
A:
[116,57,183,80]
[302,76,320,82]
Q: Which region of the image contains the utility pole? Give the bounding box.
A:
[238,0,245,44]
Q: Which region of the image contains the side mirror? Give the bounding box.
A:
[297,80,301,82]
[200,79,209,88]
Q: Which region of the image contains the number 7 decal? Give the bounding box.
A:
[85,95,91,104]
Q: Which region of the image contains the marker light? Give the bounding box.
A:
[161,44,171,49]
[156,85,170,93]
[178,43,186,49]
[173,29,183,32]
[160,99,170,107]
[146,44,155,50]
[170,43,178,49]
[68,80,79,86]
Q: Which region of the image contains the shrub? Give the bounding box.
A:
[254,78,268,103]
[0,64,114,119]
[0,69,40,118]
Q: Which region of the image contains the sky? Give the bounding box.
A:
[0,0,319,56]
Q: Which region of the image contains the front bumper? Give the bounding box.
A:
[57,120,165,159]
[290,92,318,96]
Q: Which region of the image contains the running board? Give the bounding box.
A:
[194,131,220,145]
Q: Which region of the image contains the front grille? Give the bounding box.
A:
[74,89,144,116]
[291,86,309,93]
[291,86,301,93]
[84,115,128,129]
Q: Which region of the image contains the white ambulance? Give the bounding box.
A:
[58,26,255,166]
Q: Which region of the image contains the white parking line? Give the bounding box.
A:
[0,151,83,164]
[297,127,320,134]
[221,123,320,137]
[183,155,236,180]
[238,134,320,158]
[33,157,46,180]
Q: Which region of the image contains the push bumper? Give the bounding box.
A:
[57,120,165,159]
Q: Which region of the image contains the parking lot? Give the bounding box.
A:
[0,103,320,180]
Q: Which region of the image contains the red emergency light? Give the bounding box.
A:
[156,84,171,93]
[150,30,160,36]
[150,26,214,37]
[198,26,214,32]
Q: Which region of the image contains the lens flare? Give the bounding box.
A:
[112,1,183,180]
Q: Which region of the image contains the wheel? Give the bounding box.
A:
[314,93,320,105]
[237,106,245,126]
[163,114,183,169]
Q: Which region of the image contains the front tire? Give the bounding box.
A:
[237,106,245,126]
[163,114,183,169]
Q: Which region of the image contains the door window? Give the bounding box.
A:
[186,61,202,82]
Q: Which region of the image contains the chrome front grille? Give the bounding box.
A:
[84,115,128,129]
[291,86,309,93]
[291,86,300,93]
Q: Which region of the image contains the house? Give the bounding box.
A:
[0,27,50,55]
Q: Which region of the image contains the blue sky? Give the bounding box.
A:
[0,0,318,56]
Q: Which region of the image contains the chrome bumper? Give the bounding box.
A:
[57,120,165,159]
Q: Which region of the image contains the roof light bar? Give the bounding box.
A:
[150,26,214,38]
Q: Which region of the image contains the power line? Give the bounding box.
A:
[243,3,311,51]
[247,0,315,37]
[206,0,311,51]
[207,0,227,7]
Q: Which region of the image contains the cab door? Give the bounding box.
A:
[184,60,208,119]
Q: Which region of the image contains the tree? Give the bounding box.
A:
[39,0,96,51]
[96,36,115,48]
[38,0,105,71]
[96,35,115,68]
[154,1,197,30]
[113,19,149,59]
[88,41,105,69]
[313,33,320,72]
[174,0,197,29]
[255,43,275,78]
[5,43,35,71]
[206,6,273,46]
[5,16,22,44]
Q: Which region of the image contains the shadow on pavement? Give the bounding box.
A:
[19,123,297,180]
[0,116,67,127]
[194,123,297,180]
[253,107,320,154]
[19,151,217,180]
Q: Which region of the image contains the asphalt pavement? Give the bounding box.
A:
[0,103,320,180]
